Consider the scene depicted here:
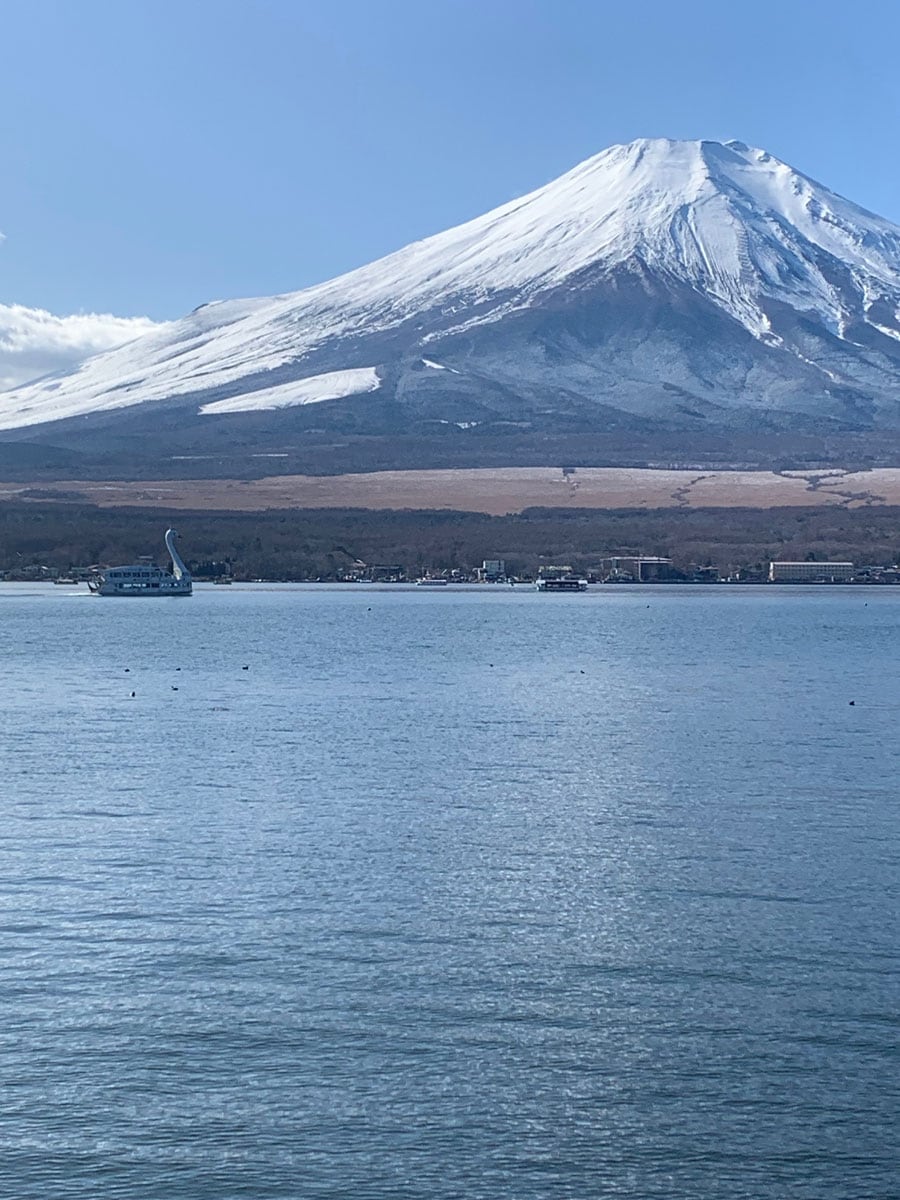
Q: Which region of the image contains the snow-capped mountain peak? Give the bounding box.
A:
[2,138,900,437]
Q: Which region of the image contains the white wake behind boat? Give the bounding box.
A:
[88,529,192,597]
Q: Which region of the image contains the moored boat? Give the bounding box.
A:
[88,529,192,597]
[535,576,588,592]
[415,577,449,587]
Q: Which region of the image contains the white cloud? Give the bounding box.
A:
[0,302,163,391]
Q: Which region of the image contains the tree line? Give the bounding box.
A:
[1,500,899,580]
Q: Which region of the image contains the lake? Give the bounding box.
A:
[1,583,898,1198]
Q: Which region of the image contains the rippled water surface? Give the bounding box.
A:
[1,583,898,1198]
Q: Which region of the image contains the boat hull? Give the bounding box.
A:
[536,578,588,592]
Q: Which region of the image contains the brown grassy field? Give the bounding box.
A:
[5,465,900,513]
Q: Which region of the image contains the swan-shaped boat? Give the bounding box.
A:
[88,529,192,597]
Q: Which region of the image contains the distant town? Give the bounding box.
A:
[4,554,900,586]
[318,557,900,586]
[4,501,900,586]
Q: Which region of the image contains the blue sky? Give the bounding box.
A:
[2,0,900,321]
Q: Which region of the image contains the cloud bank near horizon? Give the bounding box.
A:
[0,302,164,391]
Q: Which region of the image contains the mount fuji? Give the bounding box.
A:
[3,138,900,476]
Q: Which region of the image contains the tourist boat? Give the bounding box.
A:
[415,577,449,587]
[88,529,192,597]
[535,576,588,592]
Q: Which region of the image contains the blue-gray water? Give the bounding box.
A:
[1,583,898,1199]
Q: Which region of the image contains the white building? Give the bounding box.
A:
[768,561,854,583]
[479,559,506,581]
[600,556,674,582]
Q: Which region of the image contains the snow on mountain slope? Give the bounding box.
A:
[199,367,381,414]
[3,138,900,434]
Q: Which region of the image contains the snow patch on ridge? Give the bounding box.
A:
[199,367,381,414]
